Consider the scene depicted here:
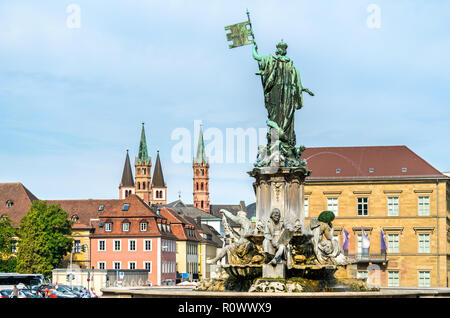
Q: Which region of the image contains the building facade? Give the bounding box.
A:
[159,207,202,281]
[302,146,450,287]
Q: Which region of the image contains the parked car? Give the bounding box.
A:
[0,290,11,298]
[56,285,82,297]
[35,284,78,298]
[0,288,30,298]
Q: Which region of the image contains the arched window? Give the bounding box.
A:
[201,201,204,208]
[137,182,141,190]
[196,183,199,191]
[143,182,146,190]
[143,168,146,174]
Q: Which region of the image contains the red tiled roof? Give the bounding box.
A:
[0,182,39,226]
[160,207,201,242]
[48,195,175,239]
[302,146,446,180]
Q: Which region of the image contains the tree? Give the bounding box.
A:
[16,200,73,277]
[0,215,17,272]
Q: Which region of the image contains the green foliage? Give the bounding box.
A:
[0,256,17,272]
[0,215,16,257]
[16,200,73,277]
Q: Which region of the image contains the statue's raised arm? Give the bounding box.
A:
[252,43,262,61]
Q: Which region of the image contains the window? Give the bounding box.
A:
[113,262,121,270]
[418,196,430,216]
[369,168,374,173]
[357,270,368,280]
[113,240,121,251]
[140,222,148,232]
[122,203,130,211]
[418,271,431,287]
[6,200,14,208]
[98,262,106,270]
[387,197,399,216]
[122,222,130,232]
[336,168,341,173]
[418,234,430,253]
[144,261,152,273]
[74,240,81,253]
[144,239,152,251]
[98,205,104,212]
[11,241,17,254]
[388,271,400,287]
[105,223,112,232]
[402,167,407,173]
[304,198,309,217]
[357,197,368,216]
[387,234,399,253]
[128,262,136,270]
[129,240,136,251]
[98,240,106,251]
[327,198,338,216]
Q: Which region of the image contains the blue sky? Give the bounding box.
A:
[1,1,449,205]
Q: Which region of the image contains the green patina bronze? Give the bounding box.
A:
[225,10,314,168]
[224,9,255,49]
[318,210,336,224]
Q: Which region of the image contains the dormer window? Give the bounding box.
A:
[122,222,130,232]
[122,204,130,211]
[402,168,407,173]
[71,215,79,223]
[369,168,374,173]
[6,200,13,208]
[98,205,104,212]
[105,223,112,232]
[336,169,341,173]
[140,222,148,232]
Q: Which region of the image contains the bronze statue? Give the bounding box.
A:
[253,40,314,148]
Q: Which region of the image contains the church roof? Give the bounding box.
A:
[152,150,165,187]
[120,150,134,187]
[194,125,208,165]
[136,123,150,165]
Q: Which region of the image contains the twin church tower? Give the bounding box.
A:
[118,123,210,212]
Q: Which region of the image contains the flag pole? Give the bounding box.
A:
[246,9,257,49]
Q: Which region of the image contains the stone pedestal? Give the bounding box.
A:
[248,166,310,227]
[262,264,286,279]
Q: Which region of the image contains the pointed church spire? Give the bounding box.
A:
[120,149,134,187]
[137,122,149,165]
[152,149,165,187]
[195,124,208,165]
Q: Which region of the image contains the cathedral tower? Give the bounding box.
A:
[119,149,135,199]
[193,125,210,212]
[135,123,152,204]
[151,149,167,205]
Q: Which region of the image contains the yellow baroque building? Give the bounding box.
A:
[303,146,449,288]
